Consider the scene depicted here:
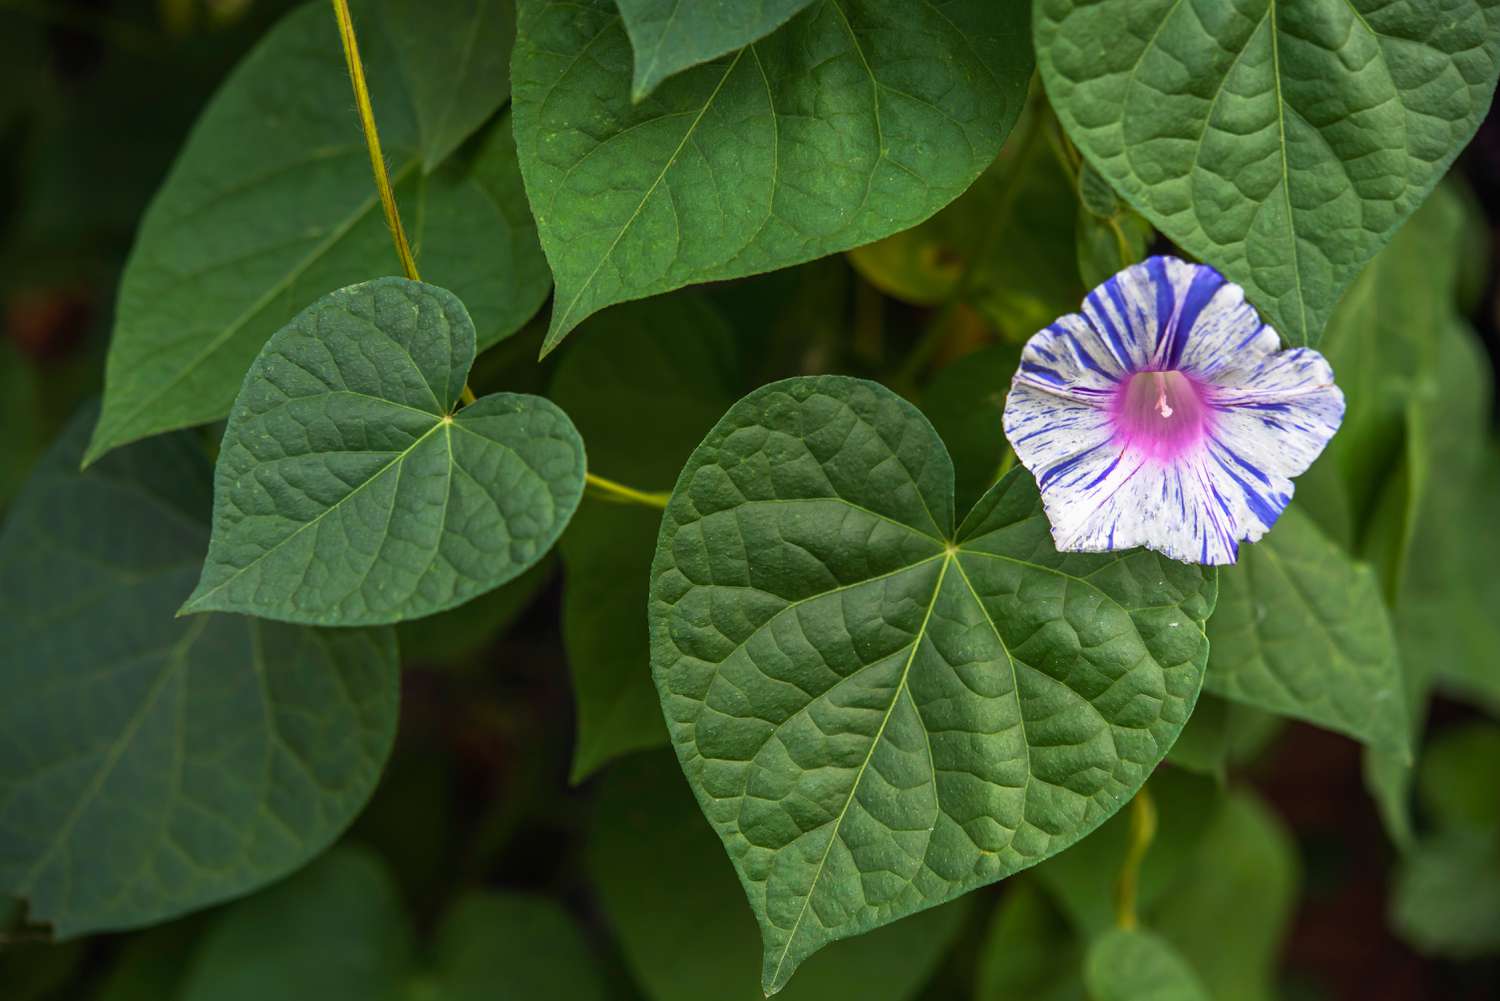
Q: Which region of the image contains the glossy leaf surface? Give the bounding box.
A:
[650,376,1214,991]
[512,0,1034,351]
[1036,0,1500,344]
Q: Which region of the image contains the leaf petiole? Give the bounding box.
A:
[584,473,670,510]
[1114,783,1159,931]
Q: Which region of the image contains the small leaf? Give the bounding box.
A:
[382,0,516,169]
[588,750,969,1001]
[1165,694,1282,780]
[1205,505,1407,756]
[1076,161,1119,219]
[1075,206,1152,291]
[1149,793,1298,1001]
[87,0,549,463]
[551,294,742,781]
[974,881,1085,1001]
[1391,829,1500,959]
[0,406,398,938]
[1085,929,1211,1001]
[512,0,1034,352]
[1418,722,1500,831]
[848,102,1084,337]
[177,846,607,1001]
[182,278,585,626]
[1036,0,1500,345]
[919,343,1021,516]
[617,0,820,100]
[649,376,1215,992]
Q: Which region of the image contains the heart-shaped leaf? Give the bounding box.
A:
[649,376,1215,993]
[1035,0,1500,345]
[1085,929,1211,1001]
[0,406,398,938]
[617,0,820,100]
[85,0,549,464]
[511,0,1034,352]
[181,278,585,626]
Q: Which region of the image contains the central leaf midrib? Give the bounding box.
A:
[762,523,1189,971]
[770,551,952,985]
[550,46,746,338]
[17,615,210,895]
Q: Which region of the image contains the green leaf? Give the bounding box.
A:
[1075,204,1152,291]
[1320,186,1467,527]
[1205,505,1407,756]
[0,406,398,938]
[86,0,549,463]
[550,294,742,781]
[512,0,1033,352]
[1364,318,1494,844]
[1035,0,1500,345]
[1165,694,1282,780]
[588,749,969,1001]
[1418,722,1500,831]
[178,847,411,1001]
[973,881,1085,1001]
[649,376,1215,993]
[1084,929,1211,1001]
[382,0,516,170]
[617,0,821,100]
[1391,828,1500,959]
[94,922,203,1001]
[1150,793,1298,1001]
[181,278,585,626]
[178,846,607,1001]
[847,101,1084,338]
[918,344,1021,516]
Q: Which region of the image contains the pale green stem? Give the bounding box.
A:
[1114,783,1158,931]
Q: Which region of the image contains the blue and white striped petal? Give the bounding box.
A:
[1003,256,1344,566]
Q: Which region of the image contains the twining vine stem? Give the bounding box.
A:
[1114,783,1158,931]
[329,0,669,505]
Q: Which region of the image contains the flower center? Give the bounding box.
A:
[1113,370,1210,461]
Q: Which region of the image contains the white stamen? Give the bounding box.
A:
[1154,375,1173,419]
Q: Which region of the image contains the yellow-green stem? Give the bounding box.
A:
[585,473,670,509]
[331,0,480,408]
[1114,783,1158,931]
[331,0,418,282]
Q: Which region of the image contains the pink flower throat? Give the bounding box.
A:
[1112,370,1212,461]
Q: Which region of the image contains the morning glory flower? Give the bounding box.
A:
[1003,256,1344,565]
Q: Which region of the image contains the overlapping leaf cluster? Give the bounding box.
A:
[3,0,1499,998]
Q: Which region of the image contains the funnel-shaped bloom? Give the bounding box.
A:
[1003,257,1343,565]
